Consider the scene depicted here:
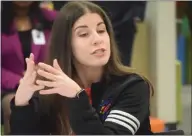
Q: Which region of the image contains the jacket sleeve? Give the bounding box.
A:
[10,97,50,135]
[68,80,150,135]
[129,2,146,21]
[1,68,22,90]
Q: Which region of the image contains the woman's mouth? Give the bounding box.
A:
[92,48,106,57]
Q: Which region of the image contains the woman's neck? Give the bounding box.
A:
[74,63,103,88]
[14,7,32,31]
[14,6,30,18]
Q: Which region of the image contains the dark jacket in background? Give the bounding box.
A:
[53,1,146,66]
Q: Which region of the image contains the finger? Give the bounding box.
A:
[19,78,23,84]
[23,71,26,76]
[27,53,35,75]
[38,63,59,75]
[29,53,34,61]
[39,88,57,95]
[36,80,57,87]
[32,85,45,92]
[37,69,57,81]
[35,65,39,71]
[53,59,62,71]
[28,71,37,83]
[24,58,35,78]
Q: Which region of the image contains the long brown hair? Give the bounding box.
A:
[40,1,154,134]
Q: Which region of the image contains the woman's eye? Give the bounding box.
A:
[98,30,106,33]
[79,33,89,37]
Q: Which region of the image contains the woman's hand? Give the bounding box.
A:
[15,53,45,106]
[23,66,38,76]
[36,59,82,98]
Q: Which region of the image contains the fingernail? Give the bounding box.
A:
[36,80,39,84]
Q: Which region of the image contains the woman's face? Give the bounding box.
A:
[13,1,34,8]
[71,13,111,68]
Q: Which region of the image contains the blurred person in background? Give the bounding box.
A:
[1,1,56,134]
[53,1,146,66]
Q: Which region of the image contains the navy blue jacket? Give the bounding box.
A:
[10,74,153,135]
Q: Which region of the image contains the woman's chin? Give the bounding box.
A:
[87,59,109,67]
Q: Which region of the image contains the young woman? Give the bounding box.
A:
[1,1,56,134]
[10,1,153,135]
[53,1,147,66]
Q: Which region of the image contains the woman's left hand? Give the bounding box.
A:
[36,59,82,98]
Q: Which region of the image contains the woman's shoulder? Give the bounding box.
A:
[109,73,146,85]
[41,8,57,22]
[108,73,151,96]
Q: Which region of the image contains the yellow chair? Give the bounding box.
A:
[176,60,182,123]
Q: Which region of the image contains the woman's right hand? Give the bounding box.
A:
[15,53,45,106]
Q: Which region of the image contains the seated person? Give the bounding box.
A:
[10,1,153,135]
[1,1,56,134]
